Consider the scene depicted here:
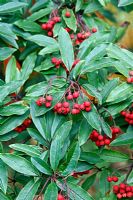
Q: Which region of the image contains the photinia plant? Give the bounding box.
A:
[0,0,133,199]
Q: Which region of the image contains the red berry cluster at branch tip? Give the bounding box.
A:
[90,127,121,147]
[127,70,133,84]
[75,32,91,45]
[113,183,133,199]
[65,11,71,18]
[71,170,90,178]
[36,95,53,108]
[58,193,66,200]
[107,176,119,182]
[41,16,61,37]
[121,110,133,125]
[14,118,32,133]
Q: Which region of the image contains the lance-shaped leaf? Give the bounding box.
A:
[62,8,77,32]
[0,2,28,13]
[0,47,16,61]
[44,182,58,200]
[16,179,41,200]
[0,160,8,193]
[0,154,39,176]
[58,28,74,71]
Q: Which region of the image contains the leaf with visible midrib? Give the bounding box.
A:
[58,28,74,71]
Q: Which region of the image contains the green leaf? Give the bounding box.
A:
[101,79,119,103]
[27,128,48,147]
[80,152,101,164]
[82,84,102,105]
[99,169,110,197]
[111,126,133,146]
[78,118,93,146]
[83,106,101,132]
[9,144,41,157]
[100,118,112,138]
[0,111,29,135]
[50,121,72,171]
[67,181,94,200]
[100,149,129,162]
[5,56,20,83]
[0,80,23,103]
[98,0,106,6]
[0,47,16,61]
[0,2,28,13]
[27,8,51,21]
[62,8,77,32]
[44,182,58,200]
[84,1,102,13]
[31,157,53,175]
[58,28,74,71]
[85,44,107,64]
[106,82,133,103]
[127,169,133,184]
[15,20,42,33]
[16,179,41,200]
[61,142,80,176]
[82,173,97,190]
[0,160,8,193]
[0,154,39,176]
[20,53,37,83]
[28,34,58,46]
[30,101,50,140]
[118,0,133,7]
[0,101,29,116]
[0,191,10,200]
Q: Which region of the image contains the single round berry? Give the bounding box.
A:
[58,193,65,200]
[84,101,91,107]
[80,104,85,110]
[56,102,62,108]
[48,31,53,37]
[67,94,73,100]
[92,28,97,33]
[45,102,51,108]
[65,11,71,18]
[41,24,47,30]
[85,107,91,112]
[113,176,118,182]
[73,91,79,99]
[73,103,80,109]
[107,176,113,182]
[104,139,111,145]
[63,102,69,108]
[98,135,104,141]
[46,95,53,101]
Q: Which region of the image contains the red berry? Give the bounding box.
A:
[93,131,99,138]
[113,176,118,182]
[41,24,47,30]
[75,39,80,45]
[85,107,91,112]
[51,57,58,64]
[67,94,73,100]
[113,185,119,192]
[73,103,80,109]
[98,135,104,141]
[56,102,62,108]
[65,27,71,32]
[65,11,71,18]
[63,102,69,108]
[117,193,122,199]
[58,194,65,200]
[48,31,53,37]
[46,95,53,101]
[119,183,126,189]
[107,177,113,182]
[92,28,97,33]
[84,101,91,107]
[71,109,78,115]
[47,23,53,30]
[73,91,79,99]
[121,111,126,116]
[45,102,51,108]
[77,33,82,39]
[126,192,133,198]
[104,139,111,145]
[127,77,133,83]
[80,104,85,110]
[126,186,131,192]
[99,140,105,146]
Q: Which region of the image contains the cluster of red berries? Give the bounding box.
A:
[71,170,90,178]
[58,194,65,200]
[75,28,97,45]
[121,110,133,125]
[107,176,119,182]
[14,118,32,133]
[113,183,133,199]
[90,127,121,147]
[54,101,91,115]
[127,71,133,84]
[36,95,53,108]
[51,57,62,69]
[41,16,61,37]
